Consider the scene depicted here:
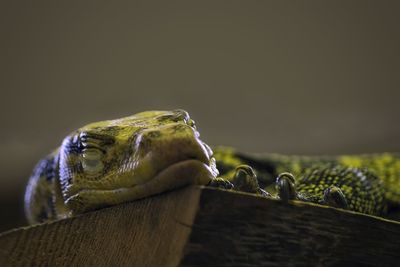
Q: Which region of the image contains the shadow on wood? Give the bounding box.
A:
[0,186,399,266]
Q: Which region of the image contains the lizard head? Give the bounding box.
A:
[59,109,218,214]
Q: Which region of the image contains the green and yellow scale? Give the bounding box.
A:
[213,147,400,216]
[24,110,400,224]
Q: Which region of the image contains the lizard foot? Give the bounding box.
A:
[208,177,234,189]
[322,186,348,210]
[275,172,297,202]
[232,165,271,197]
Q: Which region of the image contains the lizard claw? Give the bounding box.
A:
[232,165,258,192]
[258,188,272,198]
[232,165,270,196]
[276,172,297,202]
[209,165,272,198]
[208,177,234,189]
[322,186,348,210]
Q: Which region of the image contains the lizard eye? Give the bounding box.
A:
[81,148,104,174]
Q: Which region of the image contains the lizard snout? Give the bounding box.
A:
[137,123,210,167]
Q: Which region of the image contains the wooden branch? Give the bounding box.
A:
[1,186,399,266]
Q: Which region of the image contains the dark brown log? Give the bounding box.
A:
[0,186,399,266]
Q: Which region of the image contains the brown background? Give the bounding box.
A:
[0,1,399,232]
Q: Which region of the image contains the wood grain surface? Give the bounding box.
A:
[181,189,400,266]
[1,186,399,266]
[0,186,201,267]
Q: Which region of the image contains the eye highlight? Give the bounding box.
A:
[81,148,104,174]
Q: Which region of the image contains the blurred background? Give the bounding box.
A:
[1,1,399,232]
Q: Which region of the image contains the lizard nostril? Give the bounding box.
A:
[172,109,190,122]
[188,119,196,129]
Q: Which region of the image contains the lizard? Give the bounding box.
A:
[24,109,400,224]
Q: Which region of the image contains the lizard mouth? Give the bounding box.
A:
[65,157,217,214]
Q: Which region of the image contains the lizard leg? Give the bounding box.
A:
[231,165,270,197]
[275,172,297,201]
[322,186,348,210]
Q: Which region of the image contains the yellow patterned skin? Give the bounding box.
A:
[338,154,400,205]
[25,110,218,224]
[213,147,400,216]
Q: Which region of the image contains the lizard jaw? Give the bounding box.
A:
[65,158,218,214]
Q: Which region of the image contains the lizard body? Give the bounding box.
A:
[213,147,399,215]
[24,110,400,224]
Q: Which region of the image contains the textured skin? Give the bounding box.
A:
[25,110,218,224]
[25,110,400,224]
[213,147,400,216]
